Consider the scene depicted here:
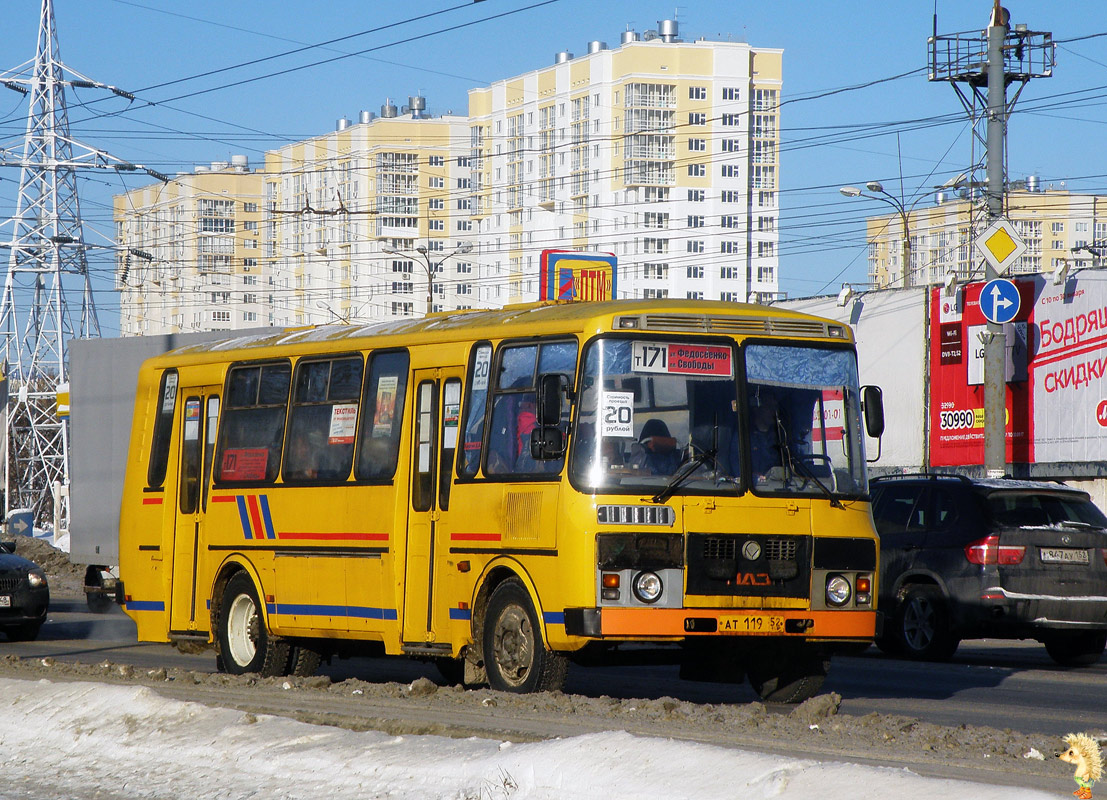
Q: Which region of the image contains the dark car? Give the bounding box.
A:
[870,474,1107,666]
[0,540,49,641]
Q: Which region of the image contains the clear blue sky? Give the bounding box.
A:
[1,0,1103,335]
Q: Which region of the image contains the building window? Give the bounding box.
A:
[212,310,230,323]
[721,164,740,178]
[689,86,707,100]
[721,190,742,203]
[643,263,669,280]
[686,265,704,279]
[643,288,669,299]
[687,240,704,253]
[428,155,445,166]
[757,265,775,283]
[688,112,706,125]
[721,139,741,152]
[685,291,703,300]
[688,138,706,152]
[643,237,669,254]
[687,215,705,228]
[721,215,742,229]
[720,266,741,279]
[687,189,704,202]
[721,113,742,126]
[243,202,258,213]
[687,164,705,177]
[428,198,445,210]
[758,241,775,257]
[429,176,444,188]
[722,87,740,101]
[429,219,444,231]
[720,242,741,255]
[391,302,413,316]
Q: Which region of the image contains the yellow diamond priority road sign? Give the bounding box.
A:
[975,218,1027,274]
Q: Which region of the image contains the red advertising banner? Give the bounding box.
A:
[928,277,1107,466]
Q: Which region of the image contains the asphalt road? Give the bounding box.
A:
[5,597,1105,737]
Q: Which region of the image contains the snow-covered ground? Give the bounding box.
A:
[0,677,1057,800]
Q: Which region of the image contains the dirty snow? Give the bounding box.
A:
[0,677,1060,800]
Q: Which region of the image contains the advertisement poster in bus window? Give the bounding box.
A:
[927,277,1107,466]
[811,389,844,447]
[184,398,201,441]
[328,403,358,445]
[373,375,398,437]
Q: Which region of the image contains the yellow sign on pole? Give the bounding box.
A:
[975,218,1027,274]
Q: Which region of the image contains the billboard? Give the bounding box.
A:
[928,274,1107,466]
[539,250,617,302]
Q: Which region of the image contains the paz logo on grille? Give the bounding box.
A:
[742,540,762,561]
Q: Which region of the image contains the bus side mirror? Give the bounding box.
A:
[536,372,566,426]
[861,385,885,438]
[530,426,565,460]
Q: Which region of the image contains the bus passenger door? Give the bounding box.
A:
[169,389,220,635]
[402,367,463,646]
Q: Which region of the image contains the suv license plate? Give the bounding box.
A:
[0,596,9,608]
[718,614,785,634]
[1040,547,1090,565]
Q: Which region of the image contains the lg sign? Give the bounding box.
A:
[1097,400,1107,428]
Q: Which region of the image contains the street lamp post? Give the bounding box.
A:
[383,241,473,316]
[840,181,926,288]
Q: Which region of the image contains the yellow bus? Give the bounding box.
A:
[118,299,884,703]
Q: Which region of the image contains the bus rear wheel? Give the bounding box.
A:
[483,579,567,693]
[217,572,289,676]
[746,645,830,704]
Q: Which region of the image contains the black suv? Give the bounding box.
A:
[870,474,1107,666]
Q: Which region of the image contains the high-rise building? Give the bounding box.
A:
[263,103,471,325]
[113,158,264,336]
[865,182,1107,289]
[467,20,782,305]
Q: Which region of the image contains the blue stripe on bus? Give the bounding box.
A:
[449,608,472,621]
[125,600,165,611]
[543,611,565,625]
[267,603,398,621]
[235,495,253,539]
[260,495,276,539]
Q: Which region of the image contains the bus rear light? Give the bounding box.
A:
[855,576,871,594]
[602,573,620,589]
[965,535,1025,565]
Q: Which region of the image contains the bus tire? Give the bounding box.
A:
[288,645,323,677]
[217,572,289,676]
[483,579,568,693]
[746,646,830,704]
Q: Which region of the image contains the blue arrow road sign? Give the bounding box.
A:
[981,278,1020,324]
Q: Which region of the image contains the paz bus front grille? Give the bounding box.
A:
[686,533,810,597]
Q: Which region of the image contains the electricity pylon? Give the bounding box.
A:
[0,0,160,531]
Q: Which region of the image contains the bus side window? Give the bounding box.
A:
[459,342,492,476]
[283,355,363,483]
[214,362,291,484]
[147,369,179,488]
[355,350,409,481]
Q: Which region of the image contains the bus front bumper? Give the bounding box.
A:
[564,607,876,640]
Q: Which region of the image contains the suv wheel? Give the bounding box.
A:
[894,585,959,661]
[1044,631,1106,667]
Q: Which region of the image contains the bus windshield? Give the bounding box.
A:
[570,338,867,498]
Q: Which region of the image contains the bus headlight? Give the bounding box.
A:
[825,574,852,607]
[632,571,663,604]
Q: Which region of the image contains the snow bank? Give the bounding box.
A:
[0,677,1056,799]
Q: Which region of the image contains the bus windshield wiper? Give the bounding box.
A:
[776,413,842,509]
[652,446,717,504]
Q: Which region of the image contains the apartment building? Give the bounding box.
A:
[263,103,471,324]
[467,20,782,305]
[113,158,264,335]
[866,181,1107,289]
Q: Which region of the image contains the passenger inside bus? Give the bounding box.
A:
[748,388,783,483]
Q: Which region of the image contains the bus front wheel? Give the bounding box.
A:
[482,579,568,693]
[217,572,290,677]
[746,645,830,704]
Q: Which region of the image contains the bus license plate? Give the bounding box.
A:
[718,614,784,634]
[0,596,9,608]
[1040,548,1089,565]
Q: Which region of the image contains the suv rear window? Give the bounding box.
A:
[985,492,1107,529]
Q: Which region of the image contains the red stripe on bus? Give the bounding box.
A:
[210,495,237,503]
[451,533,501,541]
[276,532,389,541]
[246,495,265,539]
[141,498,163,505]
